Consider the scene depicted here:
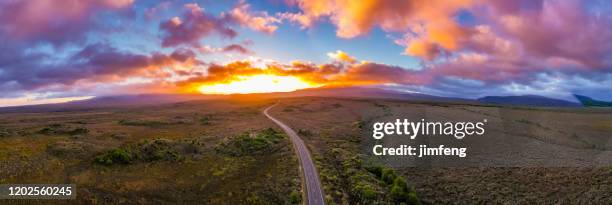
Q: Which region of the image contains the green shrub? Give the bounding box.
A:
[199,115,212,125]
[365,166,383,177]
[38,127,54,134]
[289,190,301,204]
[140,139,182,162]
[353,121,366,130]
[393,176,408,190]
[216,128,285,156]
[118,119,168,127]
[353,182,376,201]
[390,184,406,201]
[215,128,283,156]
[381,168,397,184]
[38,124,88,135]
[366,165,421,204]
[95,148,133,165]
[408,192,421,205]
[69,127,89,135]
[389,176,420,205]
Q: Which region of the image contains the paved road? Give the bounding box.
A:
[264,103,325,205]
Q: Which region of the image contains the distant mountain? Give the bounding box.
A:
[574,95,612,107]
[477,95,581,107]
[69,94,224,107]
[5,87,591,113]
[234,86,473,103]
[0,87,473,113]
[0,94,225,113]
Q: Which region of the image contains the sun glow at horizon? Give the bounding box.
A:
[198,74,318,94]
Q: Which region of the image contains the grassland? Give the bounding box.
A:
[0,99,300,204]
[270,97,612,204]
[2,97,612,204]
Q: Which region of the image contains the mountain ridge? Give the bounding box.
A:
[2,87,601,113]
[477,95,581,107]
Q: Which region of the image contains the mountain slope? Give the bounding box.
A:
[238,86,473,103]
[477,95,581,107]
[0,94,225,113]
[574,95,612,107]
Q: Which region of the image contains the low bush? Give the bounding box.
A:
[352,182,377,201]
[139,139,183,162]
[199,115,213,125]
[38,124,88,135]
[0,128,11,137]
[366,166,421,204]
[94,138,204,166]
[297,129,313,137]
[69,127,89,135]
[289,190,301,204]
[94,148,133,165]
[118,119,169,127]
[216,128,285,156]
[381,168,397,185]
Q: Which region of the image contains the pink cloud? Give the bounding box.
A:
[144,1,172,21]
[483,0,612,70]
[160,3,237,47]
[224,1,281,34]
[222,44,253,54]
[0,0,133,45]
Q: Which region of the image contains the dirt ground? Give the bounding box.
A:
[270,97,612,204]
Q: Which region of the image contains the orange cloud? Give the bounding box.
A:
[225,1,281,34]
[285,0,477,59]
[327,50,357,64]
[175,51,430,93]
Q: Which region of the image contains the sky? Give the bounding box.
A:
[1,0,612,106]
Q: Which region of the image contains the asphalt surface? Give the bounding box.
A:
[264,103,325,205]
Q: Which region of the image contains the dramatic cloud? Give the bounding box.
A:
[327,50,356,64]
[224,1,281,34]
[479,0,612,70]
[178,53,428,90]
[145,1,172,20]
[0,0,134,45]
[193,43,253,55]
[283,0,476,59]
[222,44,253,54]
[276,0,612,100]
[284,0,612,66]
[0,43,202,94]
[160,3,237,47]
[2,0,612,106]
[160,1,285,48]
[415,0,612,88]
[177,61,265,89]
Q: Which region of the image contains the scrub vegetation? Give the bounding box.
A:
[270,97,612,204]
[0,100,300,204]
[2,97,612,204]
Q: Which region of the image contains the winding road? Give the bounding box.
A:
[264,103,325,205]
